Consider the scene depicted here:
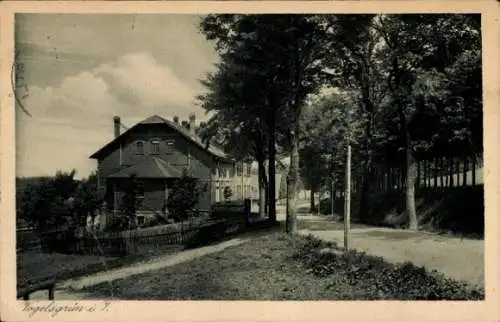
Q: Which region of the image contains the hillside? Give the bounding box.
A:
[321,185,484,238]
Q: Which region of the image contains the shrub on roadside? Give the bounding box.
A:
[290,234,484,300]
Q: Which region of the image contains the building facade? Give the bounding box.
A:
[90,115,259,224]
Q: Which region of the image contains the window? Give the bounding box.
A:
[215,186,220,202]
[151,140,160,155]
[246,164,252,177]
[136,141,144,154]
[136,180,145,200]
[218,166,226,178]
[236,163,243,177]
[165,139,174,154]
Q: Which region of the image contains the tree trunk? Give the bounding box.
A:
[392,53,417,231]
[433,159,437,188]
[331,180,335,216]
[309,186,316,213]
[267,115,277,223]
[449,157,454,187]
[286,130,299,234]
[423,159,427,188]
[257,158,267,218]
[416,160,421,189]
[359,112,374,222]
[406,144,418,231]
[463,156,468,187]
[438,158,444,188]
[472,155,476,185]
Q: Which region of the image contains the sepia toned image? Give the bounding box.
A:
[1,1,499,321]
[12,12,486,302]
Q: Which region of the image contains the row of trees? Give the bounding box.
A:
[19,170,100,232]
[197,14,482,232]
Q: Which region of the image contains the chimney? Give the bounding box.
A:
[188,114,196,134]
[113,116,121,138]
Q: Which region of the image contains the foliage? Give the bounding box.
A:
[223,186,233,200]
[167,169,207,222]
[292,234,484,300]
[120,174,144,229]
[300,91,366,192]
[198,14,482,231]
[19,170,87,231]
[72,175,101,226]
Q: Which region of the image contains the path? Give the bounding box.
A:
[286,213,484,287]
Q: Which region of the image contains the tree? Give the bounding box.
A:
[198,64,270,218]
[199,15,279,221]
[20,170,79,231]
[167,169,207,222]
[300,91,366,215]
[223,186,233,200]
[120,174,143,229]
[72,176,100,227]
[322,15,391,221]
[374,14,481,229]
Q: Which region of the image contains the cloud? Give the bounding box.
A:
[95,52,199,115]
[22,52,201,121]
[17,52,206,178]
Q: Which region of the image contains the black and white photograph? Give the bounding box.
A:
[1,2,499,321]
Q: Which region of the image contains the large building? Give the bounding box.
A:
[90,115,277,223]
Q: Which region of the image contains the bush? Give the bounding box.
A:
[19,170,101,232]
[167,169,207,222]
[105,216,131,232]
[291,234,484,300]
[223,186,233,200]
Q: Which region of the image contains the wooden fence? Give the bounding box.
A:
[80,218,241,256]
[17,199,257,256]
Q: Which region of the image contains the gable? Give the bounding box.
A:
[89,115,232,162]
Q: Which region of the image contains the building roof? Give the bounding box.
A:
[89,114,232,161]
[108,156,185,179]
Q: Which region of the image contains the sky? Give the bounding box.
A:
[15,14,220,179]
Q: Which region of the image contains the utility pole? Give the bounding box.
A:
[344,108,352,252]
[344,144,351,251]
[330,152,335,217]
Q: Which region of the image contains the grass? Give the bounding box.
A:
[17,244,183,293]
[81,232,484,300]
[17,219,275,295]
[82,233,331,300]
